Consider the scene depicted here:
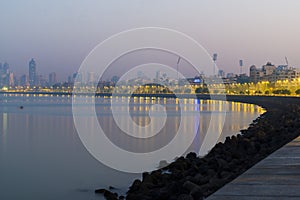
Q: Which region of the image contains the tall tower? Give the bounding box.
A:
[239,60,243,74]
[1,62,10,87]
[29,58,36,88]
[213,53,218,76]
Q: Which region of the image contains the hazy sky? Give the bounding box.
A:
[0,0,300,81]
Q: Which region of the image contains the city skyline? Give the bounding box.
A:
[0,57,299,89]
[1,2,300,200]
[0,0,300,80]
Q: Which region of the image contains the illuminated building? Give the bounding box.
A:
[250,62,300,83]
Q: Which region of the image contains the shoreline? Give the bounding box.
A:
[0,91,298,100]
[96,96,300,200]
[2,92,299,199]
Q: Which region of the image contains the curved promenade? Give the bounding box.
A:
[207,135,300,200]
[122,96,300,200]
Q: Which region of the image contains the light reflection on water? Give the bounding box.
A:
[0,95,264,200]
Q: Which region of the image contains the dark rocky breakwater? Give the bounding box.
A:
[96,96,300,200]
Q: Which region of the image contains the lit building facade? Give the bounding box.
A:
[250,62,300,83]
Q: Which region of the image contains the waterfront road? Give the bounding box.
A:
[206,136,300,200]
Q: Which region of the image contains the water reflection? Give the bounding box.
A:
[92,97,264,156]
[0,94,265,200]
[2,113,7,136]
[1,113,8,154]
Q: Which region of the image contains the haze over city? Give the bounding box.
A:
[0,0,300,81]
[2,1,300,200]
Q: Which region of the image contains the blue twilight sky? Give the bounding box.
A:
[0,0,299,81]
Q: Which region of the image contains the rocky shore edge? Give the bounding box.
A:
[96,96,300,200]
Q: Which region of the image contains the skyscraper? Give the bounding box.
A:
[29,58,36,87]
[20,74,28,87]
[87,71,95,85]
[49,72,57,86]
[3,62,9,74]
[0,62,10,87]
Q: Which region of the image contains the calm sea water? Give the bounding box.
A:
[0,94,264,200]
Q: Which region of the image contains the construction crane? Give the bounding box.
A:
[176,56,181,80]
[285,56,289,66]
[284,57,289,70]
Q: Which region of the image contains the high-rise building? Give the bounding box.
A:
[49,72,57,86]
[9,72,14,87]
[0,62,10,87]
[87,72,95,85]
[218,70,225,78]
[37,74,47,87]
[3,62,9,74]
[20,74,28,87]
[29,58,36,87]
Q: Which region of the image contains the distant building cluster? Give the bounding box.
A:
[67,71,98,86]
[0,62,14,88]
[0,58,58,89]
[215,62,300,85]
[0,58,300,92]
[249,62,300,83]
